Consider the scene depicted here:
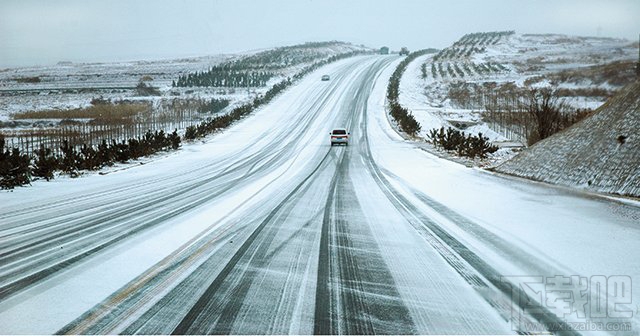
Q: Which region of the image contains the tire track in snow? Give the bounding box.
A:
[314,148,416,334]
[168,59,390,334]
[358,94,578,335]
[0,56,355,231]
[314,57,416,334]
[59,148,330,335]
[0,171,247,302]
[0,61,358,304]
[171,149,335,334]
[61,57,378,334]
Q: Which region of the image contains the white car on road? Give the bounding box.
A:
[330,128,349,146]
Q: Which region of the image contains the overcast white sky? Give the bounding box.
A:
[1,0,638,68]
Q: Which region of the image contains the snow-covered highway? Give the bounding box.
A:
[1,55,639,335]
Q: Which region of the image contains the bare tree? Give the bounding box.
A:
[523,88,568,145]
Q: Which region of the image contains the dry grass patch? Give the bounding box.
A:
[12,102,151,122]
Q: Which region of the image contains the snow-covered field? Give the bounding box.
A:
[0,42,368,121]
[0,56,229,117]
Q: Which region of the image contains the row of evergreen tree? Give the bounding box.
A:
[174,42,367,88]
[387,50,436,136]
[226,41,353,70]
[197,98,230,114]
[0,130,180,189]
[174,69,274,88]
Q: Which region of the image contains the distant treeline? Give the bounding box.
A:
[173,41,364,88]
[174,68,275,88]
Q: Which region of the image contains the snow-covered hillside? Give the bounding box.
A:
[399,32,638,151]
[494,81,640,197]
[396,31,639,197]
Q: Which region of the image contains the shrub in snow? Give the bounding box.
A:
[97,140,115,166]
[113,140,131,163]
[0,151,31,189]
[184,126,197,140]
[466,132,499,159]
[169,130,181,150]
[389,102,421,136]
[135,80,161,96]
[79,144,100,170]
[428,127,498,159]
[50,129,182,177]
[33,144,59,181]
[59,140,80,174]
[1,135,32,189]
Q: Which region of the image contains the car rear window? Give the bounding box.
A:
[332,129,346,135]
